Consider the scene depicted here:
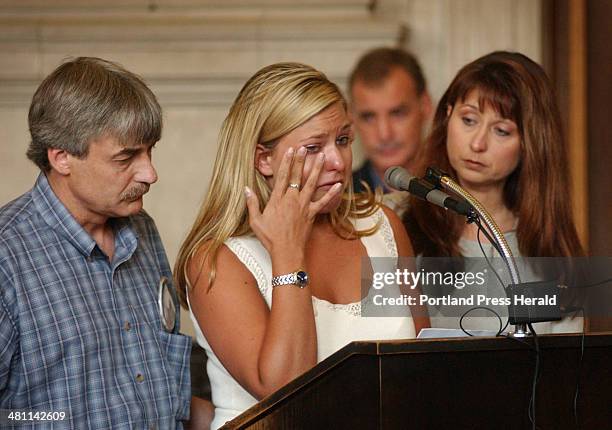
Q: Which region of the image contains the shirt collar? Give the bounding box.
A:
[31,172,138,259]
[366,160,390,193]
[112,216,139,266]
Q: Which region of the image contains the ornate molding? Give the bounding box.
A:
[0,10,402,106]
[0,1,374,19]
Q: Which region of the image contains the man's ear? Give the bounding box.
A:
[47,148,72,176]
[347,107,354,122]
[254,144,274,177]
[420,91,434,120]
[446,103,453,118]
[347,100,356,121]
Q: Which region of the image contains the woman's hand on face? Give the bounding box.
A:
[245,146,342,258]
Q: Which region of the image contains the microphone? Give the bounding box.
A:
[384,166,473,216]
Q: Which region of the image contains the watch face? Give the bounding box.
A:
[296,271,308,287]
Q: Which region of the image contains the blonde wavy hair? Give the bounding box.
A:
[175,62,380,308]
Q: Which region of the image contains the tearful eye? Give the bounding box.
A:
[304,145,320,153]
[336,135,351,146]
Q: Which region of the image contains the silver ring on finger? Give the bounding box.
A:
[288,183,300,191]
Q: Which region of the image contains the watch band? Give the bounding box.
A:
[271,270,308,288]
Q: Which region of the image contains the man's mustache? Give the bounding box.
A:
[121,184,149,201]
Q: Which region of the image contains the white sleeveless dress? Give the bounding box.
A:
[188,208,416,429]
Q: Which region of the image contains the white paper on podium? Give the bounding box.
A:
[417,328,498,339]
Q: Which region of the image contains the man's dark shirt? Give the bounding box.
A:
[352,159,389,194]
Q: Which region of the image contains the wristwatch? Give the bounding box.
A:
[271,270,309,288]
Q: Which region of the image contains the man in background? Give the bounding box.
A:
[0,57,191,428]
[349,47,433,194]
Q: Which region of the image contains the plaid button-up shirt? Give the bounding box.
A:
[0,174,191,429]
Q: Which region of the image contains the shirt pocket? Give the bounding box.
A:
[158,330,192,421]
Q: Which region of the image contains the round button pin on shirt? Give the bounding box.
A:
[158,276,178,333]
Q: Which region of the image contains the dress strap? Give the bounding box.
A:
[226,236,272,304]
[353,207,398,258]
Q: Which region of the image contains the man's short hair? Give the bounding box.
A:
[27,57,162,171]
[349,47,427,96]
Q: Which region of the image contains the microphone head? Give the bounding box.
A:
[384,166,411,190]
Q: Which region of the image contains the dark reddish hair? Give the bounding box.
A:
[404,51,584,258]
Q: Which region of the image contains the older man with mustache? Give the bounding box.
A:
[0,57,191,429]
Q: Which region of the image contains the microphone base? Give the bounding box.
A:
[508,325,530,337]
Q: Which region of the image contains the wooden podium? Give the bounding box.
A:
[221,333,612,429]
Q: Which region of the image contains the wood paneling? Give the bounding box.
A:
[568,0,589,249]
[226,335,612,429]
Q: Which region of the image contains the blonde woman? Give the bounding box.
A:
[175,63,429,428]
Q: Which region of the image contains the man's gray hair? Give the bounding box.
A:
[27,57,162,171]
